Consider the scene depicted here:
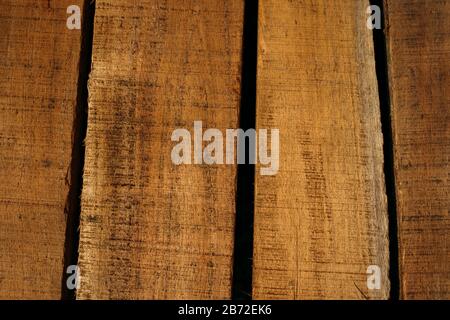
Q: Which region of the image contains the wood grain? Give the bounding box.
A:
[385,0,450,299]
[0,0,84,299]
[77,0,244,299]
[253,0,390,299]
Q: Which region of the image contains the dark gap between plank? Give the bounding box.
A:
[232,0,258,300]
[370,0,400,300]
[61,0,95,300]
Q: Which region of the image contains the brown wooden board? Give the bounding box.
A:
[253,0,390,299]
[76,0,244,299]
[385,0,450,299]
[0,0,84,299]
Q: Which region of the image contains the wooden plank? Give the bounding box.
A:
[77,0,244,299]
[253,0,390,299]
[0,0,84,299]
[385,0,450,299]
